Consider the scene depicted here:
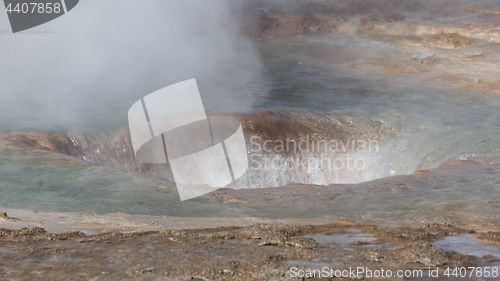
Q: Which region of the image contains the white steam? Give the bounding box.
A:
[0,0,268,133]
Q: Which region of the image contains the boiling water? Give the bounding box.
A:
[1,32,500,215]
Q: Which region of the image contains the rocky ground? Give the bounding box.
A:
[1,219,498,280]
[240,0,500,96]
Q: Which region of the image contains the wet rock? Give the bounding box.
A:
[475,232,500,245]
[300,12,322,33]
[424,33,474,49]
[0,212,20,220]
[367,12,406,23]
[238,0,500,49]
[464,4,500,15]
[0,227,46,238]
[421,54,440,65]
[0,110,390,176]
[0,223,485,280]
[359,12,405,33]
[414,169,431,175]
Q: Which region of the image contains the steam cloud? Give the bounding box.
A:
[0,0,268,134]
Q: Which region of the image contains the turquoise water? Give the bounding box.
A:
[0,32,500,216]
[0,145,499,221]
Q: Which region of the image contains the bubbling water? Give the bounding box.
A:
[1,19,500,215]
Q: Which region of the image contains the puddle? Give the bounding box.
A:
[433,234,500,259]
[305,233,376,244]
